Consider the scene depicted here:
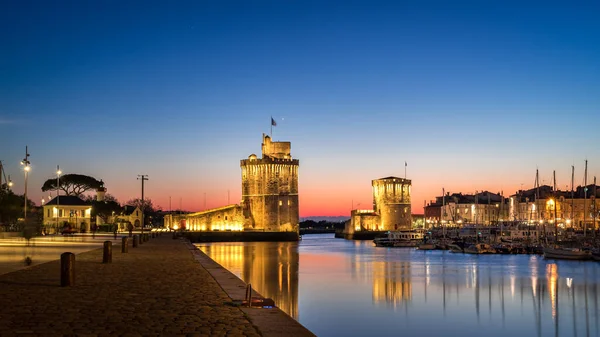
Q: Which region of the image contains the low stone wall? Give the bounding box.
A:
[183,231,299,242]
[343,230,386,240]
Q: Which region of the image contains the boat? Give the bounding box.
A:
[373,230,424,248]
[543,246,591,260]
[417,241,436,250]
[464,243,496,254]
[448,241,466,253]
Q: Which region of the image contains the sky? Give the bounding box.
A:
[1,0,600,217]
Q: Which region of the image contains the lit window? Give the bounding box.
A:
[279,200,282,206]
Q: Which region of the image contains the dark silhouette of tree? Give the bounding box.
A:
[125,198,158,212]
[81,193,119,204]
[91,200,123,224]
[41,174,103,196]
[0,184,35,225]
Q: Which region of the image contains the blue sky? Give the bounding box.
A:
[1,0,599,215]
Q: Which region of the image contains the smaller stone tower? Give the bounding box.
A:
[96,180,106,224]
[372,177,412,230]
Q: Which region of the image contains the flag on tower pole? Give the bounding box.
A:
[270,116,277,138]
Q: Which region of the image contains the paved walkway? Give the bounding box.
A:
[0,234,315,336]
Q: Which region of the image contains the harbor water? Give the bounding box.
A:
[197,233,600,337]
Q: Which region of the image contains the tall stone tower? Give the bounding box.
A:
[240,134,299,232]
[372,177,412,230]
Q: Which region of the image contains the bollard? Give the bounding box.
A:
[60,252,75,287]
[139,233,144,244]
[133,234,139,248]
[103,241,112,263]
[121,237,129,253]
[245,283,252,307]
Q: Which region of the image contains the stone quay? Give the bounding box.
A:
[0,233,315,336]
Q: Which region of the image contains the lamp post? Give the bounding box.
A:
[56,166,61,234]
[137,175,149,236]
[20,146,31,223]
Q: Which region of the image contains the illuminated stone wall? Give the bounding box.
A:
[166,205,245,231]
[240,134,299,232]
[347,210,380,233]
[372,177,412,231]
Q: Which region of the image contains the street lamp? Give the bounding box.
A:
[56,165,61,233]
[20,146,31,222]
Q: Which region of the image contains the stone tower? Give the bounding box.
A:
[372,177,412,230]
[240,134,299,232]
[95,180,107,225]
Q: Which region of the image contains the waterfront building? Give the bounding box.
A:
[43,195,91,233]
[426,191,508,228]
[343,176,411,239]
[441,191,507,226]
[165,134,300,234]
[508,184,600,231]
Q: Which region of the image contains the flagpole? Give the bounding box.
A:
[270,116,272,138]
[404,161,407,179]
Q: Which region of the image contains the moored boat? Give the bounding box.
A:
[373,230,424,248]
[464,243,496,254]
[417,241,436,250]
[543,247,591,260]
[448,242,466,253]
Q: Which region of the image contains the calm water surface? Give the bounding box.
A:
[197,234,600,337]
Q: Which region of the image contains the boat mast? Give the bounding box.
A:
[553,170,558,243]
[594,176,597,240]
[571,165,574,232]
[535,169,543,241]
[584,159,588,237]
[442,188,446,238]
[475,191,479,243]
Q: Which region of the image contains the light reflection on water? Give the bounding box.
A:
[197,234,600,337]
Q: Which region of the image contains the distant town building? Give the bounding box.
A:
[164,134,300,233]
[343,176,412,238]
[426,191,508,228]
[509,184,600,231]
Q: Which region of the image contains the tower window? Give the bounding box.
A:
[279,200,283,206]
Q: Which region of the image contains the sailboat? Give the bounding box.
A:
[543,169,591,260]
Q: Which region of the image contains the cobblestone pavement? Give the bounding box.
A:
[0,234,265,336]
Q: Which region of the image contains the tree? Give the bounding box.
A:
[41,174,103,196]
[91,200,123,224]
[125,198,157,213]
[0,184,36,226]
[81,193,119,204]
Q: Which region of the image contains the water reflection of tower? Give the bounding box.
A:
[242,243,299,319]
[372,261,412,307]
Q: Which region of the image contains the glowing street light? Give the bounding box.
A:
[20,146,31,222]
[56,165,61,232]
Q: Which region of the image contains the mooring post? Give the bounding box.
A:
[133,234,139,248]
[60,252,75,287]
[246,284,252,307]
[121,237,129,253]
[103,241,112,263]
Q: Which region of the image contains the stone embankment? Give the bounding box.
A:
[0,233,315,337]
